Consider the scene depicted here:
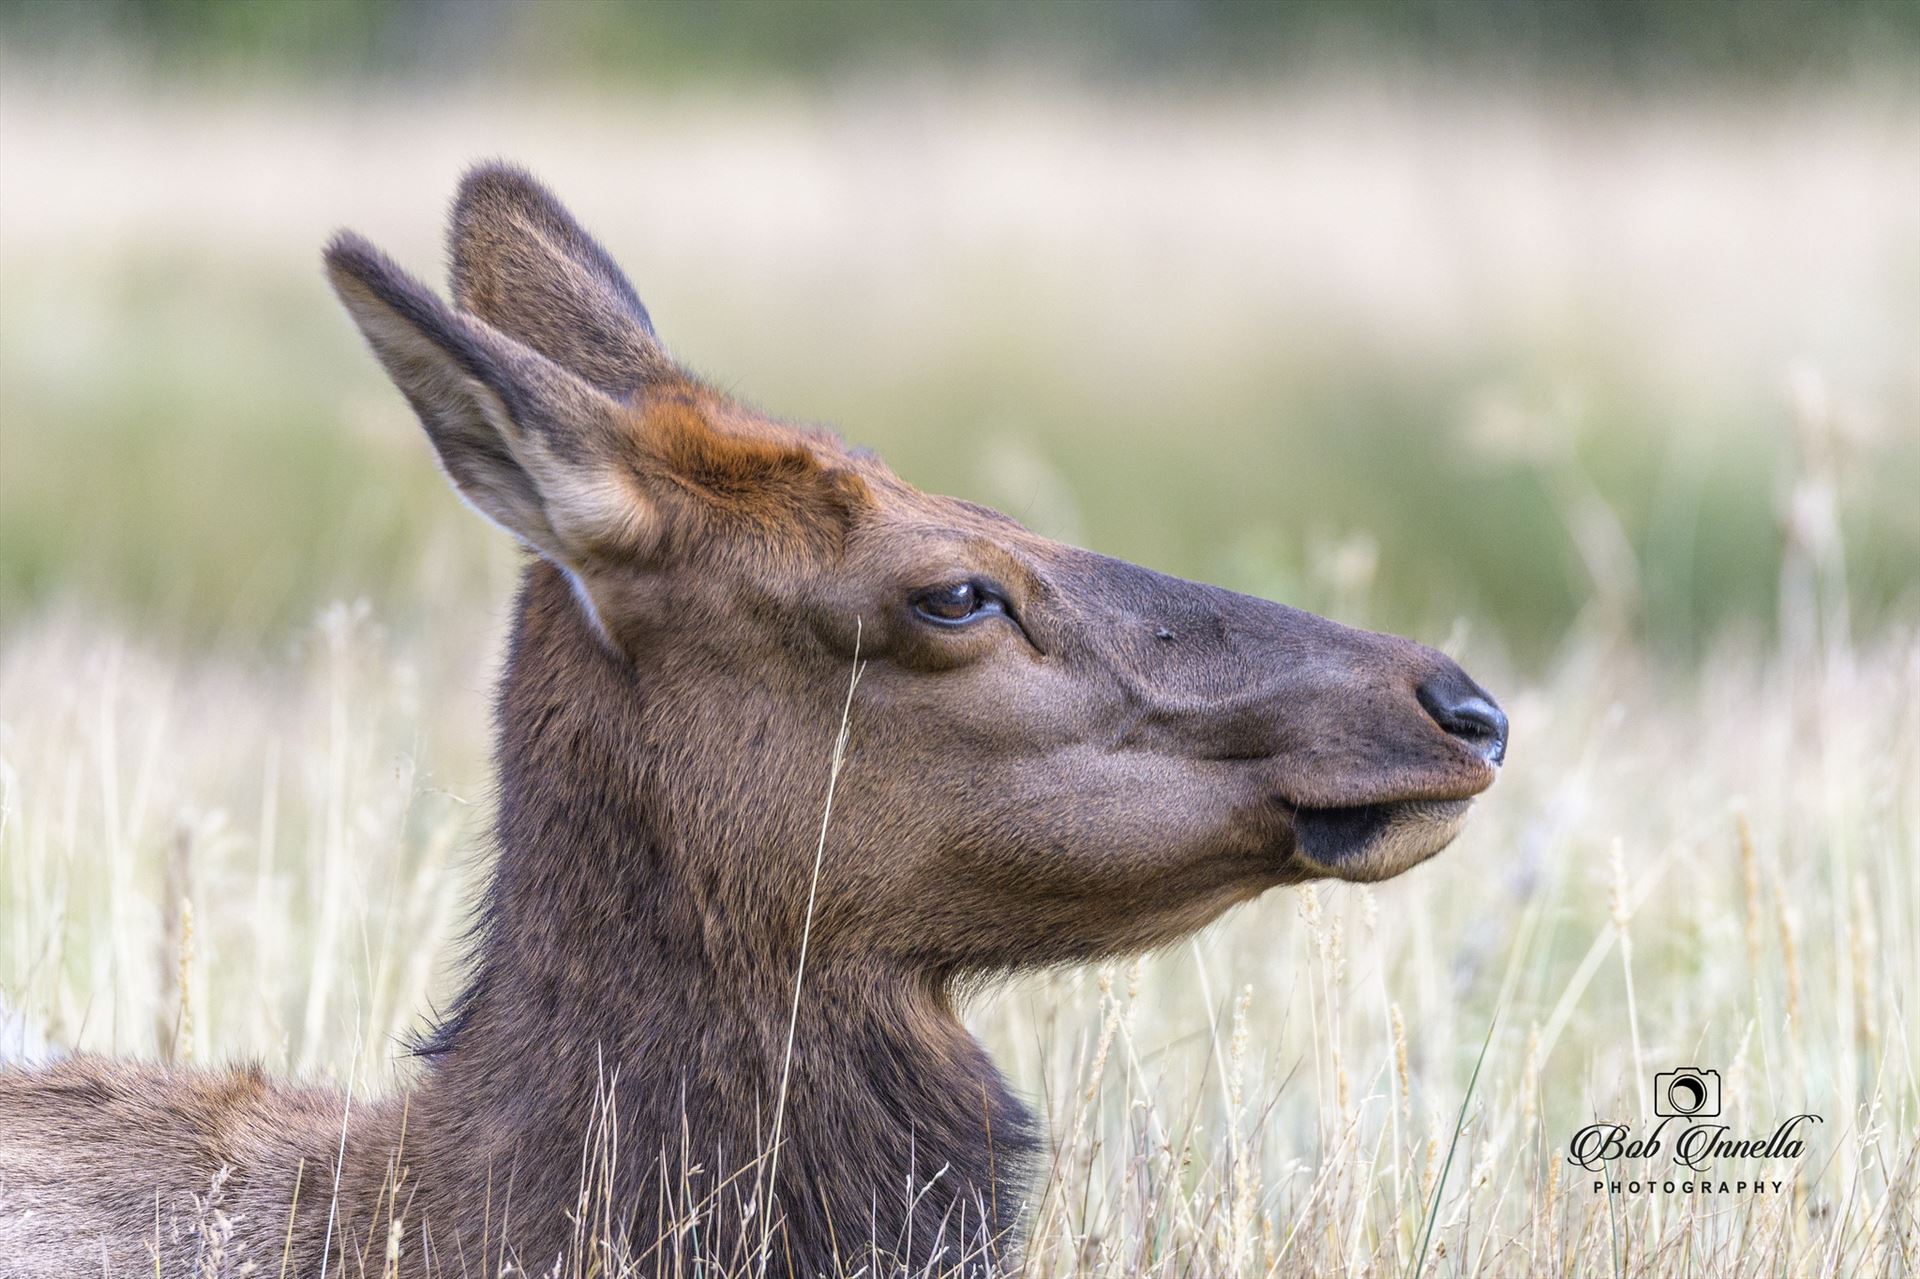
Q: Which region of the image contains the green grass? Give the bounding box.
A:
[7,247,1917,667]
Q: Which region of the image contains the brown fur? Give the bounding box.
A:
[0,164,1508,1277]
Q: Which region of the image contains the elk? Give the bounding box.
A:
[0,165,1508,1278]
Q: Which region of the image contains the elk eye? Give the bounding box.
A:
[912,582,997,625]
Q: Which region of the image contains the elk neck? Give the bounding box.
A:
[398,562,1036,1269]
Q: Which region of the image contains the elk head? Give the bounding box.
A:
[325,165,1507,979]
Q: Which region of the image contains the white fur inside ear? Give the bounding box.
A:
[447,373,571,554]
[460,378,634,648]
[339,284,561,551]
[334,266,643,649]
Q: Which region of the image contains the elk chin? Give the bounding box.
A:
[1288,799,1474,883]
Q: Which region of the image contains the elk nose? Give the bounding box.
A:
[1416,670,1509,765]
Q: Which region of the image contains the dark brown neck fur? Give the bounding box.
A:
[401,564,1034,1275]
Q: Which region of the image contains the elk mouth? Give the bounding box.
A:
[1285,797,1476,882]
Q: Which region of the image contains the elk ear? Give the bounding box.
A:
[324,231,641,573]
[448,162,674,400]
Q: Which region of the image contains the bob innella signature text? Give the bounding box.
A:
[1568,1114,1821,1196]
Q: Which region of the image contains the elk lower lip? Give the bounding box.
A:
[1291,802,1397,863]
[1288,798,1474,869]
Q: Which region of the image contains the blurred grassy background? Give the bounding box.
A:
[3,8,1918,1273]
[2,0,1916,669]
[7,0,1920,85]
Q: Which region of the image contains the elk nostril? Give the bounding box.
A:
[1416,678,1510,765]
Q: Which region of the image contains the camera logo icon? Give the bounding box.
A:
[1653,1067,1721,1118]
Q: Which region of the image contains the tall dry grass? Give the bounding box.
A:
[4,525,1915,1276]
